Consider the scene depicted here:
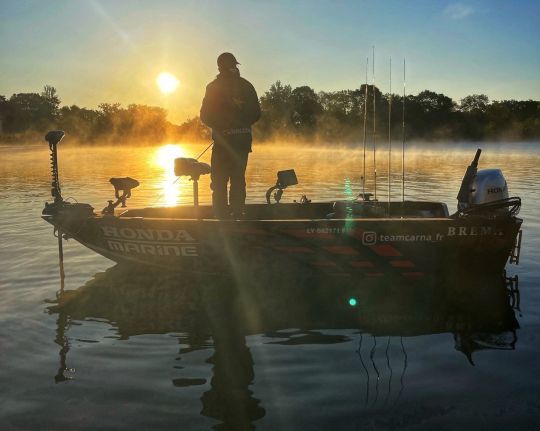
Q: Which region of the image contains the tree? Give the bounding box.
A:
[290,86,322,132]
[176,117,211,141]
[460,94,489,113]
[256,81,293,139]
[41,85,61,117]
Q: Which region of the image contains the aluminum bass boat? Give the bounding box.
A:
[42,131,522,278]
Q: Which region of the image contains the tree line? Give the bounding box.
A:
[1,83,538,144]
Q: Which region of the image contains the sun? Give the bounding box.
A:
[156,72,179,94]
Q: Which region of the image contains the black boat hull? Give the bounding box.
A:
[43,204,522,278]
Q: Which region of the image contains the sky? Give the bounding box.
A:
[1,0,539,124]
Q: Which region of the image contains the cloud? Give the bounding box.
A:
[444,3,474,19]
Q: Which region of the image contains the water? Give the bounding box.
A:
[1,142,539,430]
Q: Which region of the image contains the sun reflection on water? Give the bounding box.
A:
[154,144,187,206]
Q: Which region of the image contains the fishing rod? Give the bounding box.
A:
[388,57,392,212]
[373,46,377,200]
[402,59,406,202]
[196,141,214,160]
[362,57,369,197]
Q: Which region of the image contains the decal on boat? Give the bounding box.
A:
[306,227,354,235]
[101,226,198,257]
[447,226,504,236]
[101,226,196,242]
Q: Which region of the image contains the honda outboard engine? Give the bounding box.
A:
[457,149,519,217]
[470,169,508,205]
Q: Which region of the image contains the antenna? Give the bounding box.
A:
[401,58,406,202]
[362,57,369,196]
[388,57,392,212]
[373,46,377,200]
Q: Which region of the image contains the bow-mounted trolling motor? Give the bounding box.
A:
[102,177,140,215]
[43,131,94,218]
[455,148,521,217]
[45,130,65,204]
[174,158,211,213]
[266,169,298,204]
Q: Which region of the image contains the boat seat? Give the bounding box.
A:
[174,158,211,180]
[110,177,139,198]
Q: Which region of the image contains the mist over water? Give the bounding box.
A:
[1,142,539,430]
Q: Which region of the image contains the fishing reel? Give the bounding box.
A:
[266,169,298,204]
[102,177,140,215]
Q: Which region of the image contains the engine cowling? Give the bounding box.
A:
[470,169,509,205]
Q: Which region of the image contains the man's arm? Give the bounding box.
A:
[245,83,261,126]
[200,83,224,130]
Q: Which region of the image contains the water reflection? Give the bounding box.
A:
[154,144,187,206]
[47,265,519,429]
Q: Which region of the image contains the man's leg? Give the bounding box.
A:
[210,147,230,218]
[229,150,249,217]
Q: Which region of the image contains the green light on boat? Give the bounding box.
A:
[348,298,357,307]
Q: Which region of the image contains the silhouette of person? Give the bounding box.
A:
[200,53,261,219]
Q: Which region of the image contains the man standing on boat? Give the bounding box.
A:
[200,52,261,219]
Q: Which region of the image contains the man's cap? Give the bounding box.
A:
[217,52,240,68]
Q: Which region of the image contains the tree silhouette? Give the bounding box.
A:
[0,83,538,143]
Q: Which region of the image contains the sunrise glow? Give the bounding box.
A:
[156,72,179,94]
[155,144,186,206]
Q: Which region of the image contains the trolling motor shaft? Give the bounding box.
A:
[45,130,65,204]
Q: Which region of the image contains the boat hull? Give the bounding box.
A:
[44,207,522,278]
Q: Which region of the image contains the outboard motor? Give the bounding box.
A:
[470,169,509,205]
[457,149,482,211]
[456,148,519,217]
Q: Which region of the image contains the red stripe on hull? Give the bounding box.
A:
[370,244,402,257]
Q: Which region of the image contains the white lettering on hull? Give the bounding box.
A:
[101,226,196,242]
[106,240,198,257]
[102,226,198,256]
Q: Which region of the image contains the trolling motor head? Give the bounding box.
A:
[45,130,65,148]
[266,169,298,204]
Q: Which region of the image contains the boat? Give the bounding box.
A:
[42,130,522,278]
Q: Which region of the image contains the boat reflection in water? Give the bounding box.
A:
[48,266,520,429]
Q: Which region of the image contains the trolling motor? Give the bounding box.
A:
[266,169,298,204]
[45,130,65,205]
[43,131,95,219]
[174,158,211,209]
[102,177,140,215]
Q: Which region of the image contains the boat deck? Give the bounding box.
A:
[118,201,450,221]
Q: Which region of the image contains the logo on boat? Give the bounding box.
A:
[101,226,196,242]
[362,231,377,245]
[101,226,198,257]
[447,226,503,236]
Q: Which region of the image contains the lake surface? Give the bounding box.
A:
[1,142,539,430]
